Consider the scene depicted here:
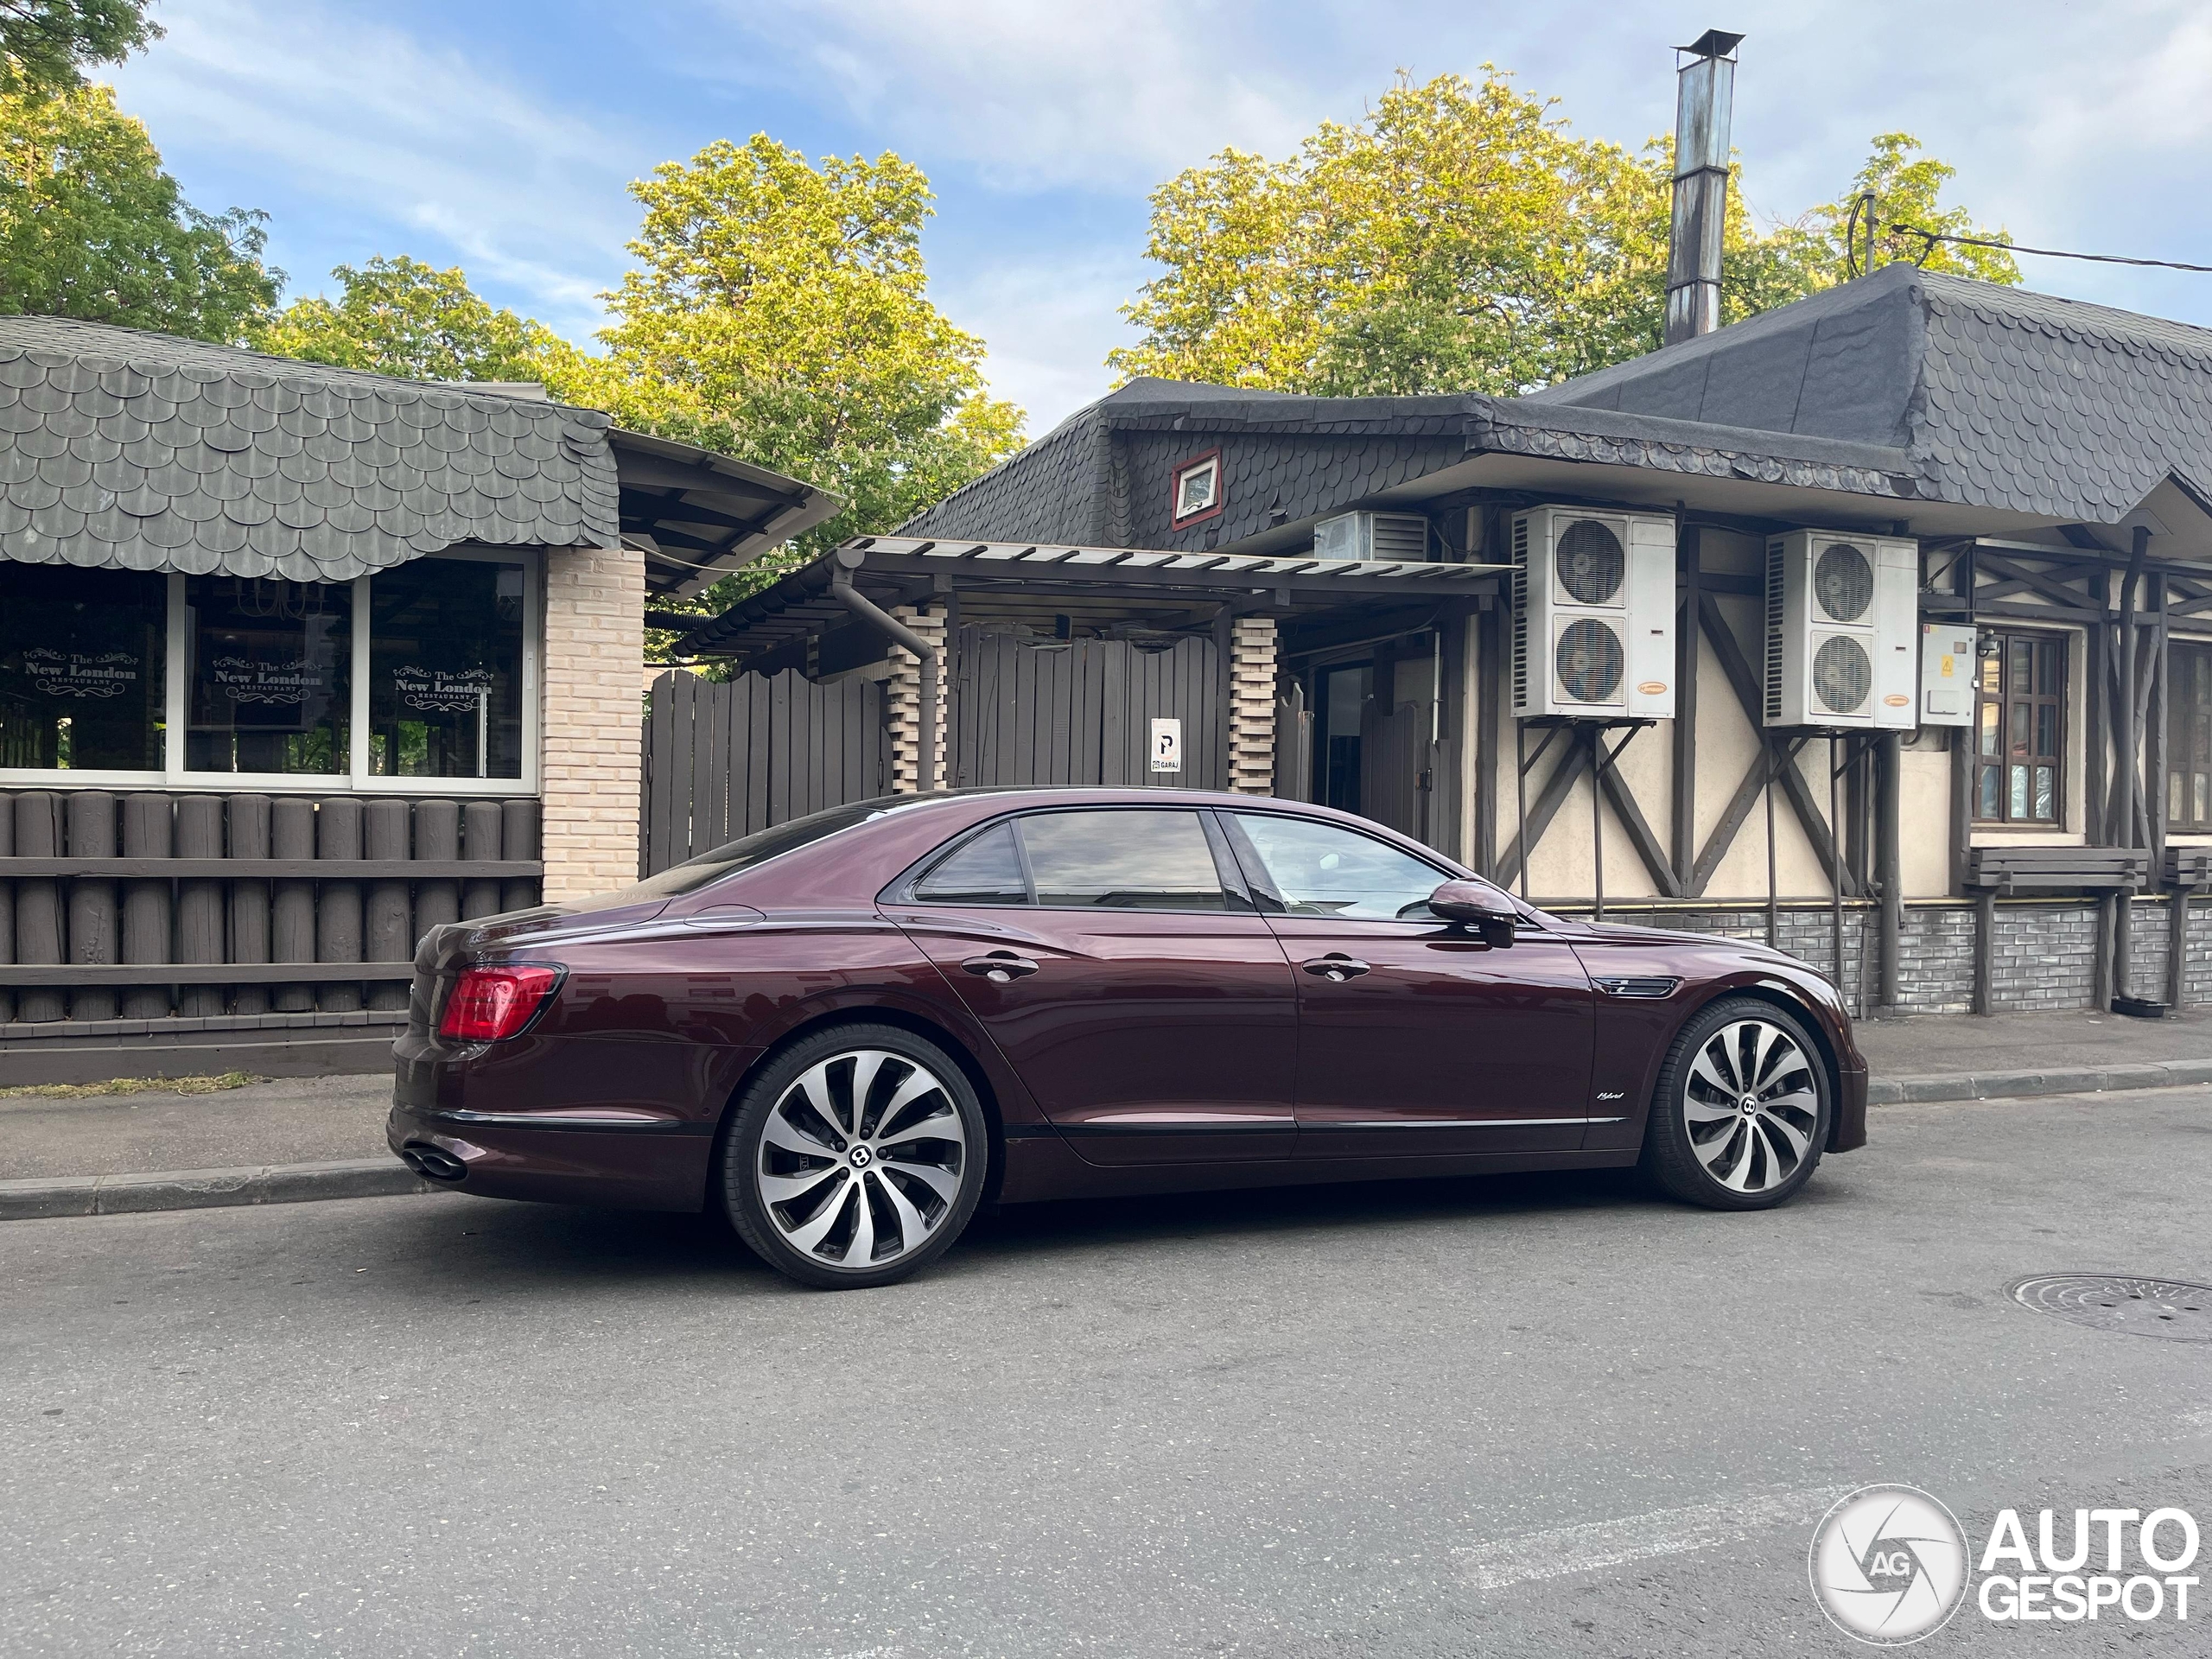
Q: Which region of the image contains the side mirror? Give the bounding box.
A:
[1427,880,1517,947]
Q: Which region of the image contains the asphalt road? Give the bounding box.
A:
[5,1088,2211,1657]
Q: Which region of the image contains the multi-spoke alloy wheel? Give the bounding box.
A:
[1642,998,1830,1211]
[723,1026,985,1288]
[1681,1019,1817,1194]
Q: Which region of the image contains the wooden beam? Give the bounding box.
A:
[1692,735,1804,895]
[1596,734,1683,897]
[1673,524,1700,891]
[1696,592,1856,895]
[1495,736,1590,890]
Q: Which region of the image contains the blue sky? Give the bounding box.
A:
[107,0,2212,435]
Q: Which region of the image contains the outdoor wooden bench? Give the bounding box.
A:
[1963,847,2151,895]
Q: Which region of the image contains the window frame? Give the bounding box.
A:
[1168,448,1224,530]
[0,549,540,796]
[2169,638,2212,834]
[1971,625,2066,827]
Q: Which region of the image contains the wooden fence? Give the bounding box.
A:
[642,669,889,875]
[0,791,540,1028]
[950,629,1224,791]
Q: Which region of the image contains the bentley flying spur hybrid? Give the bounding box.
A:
[390,788,1867,1288]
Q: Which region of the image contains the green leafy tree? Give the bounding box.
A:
[251,254,584,383]
[557,132,1025,598]
[0,82,279,339]
[1112,71,2016,397]
[0,0,158,98]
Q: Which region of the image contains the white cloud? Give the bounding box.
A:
[707,0,1319,191]
[105,0,637,335]
[936,251,1150,431]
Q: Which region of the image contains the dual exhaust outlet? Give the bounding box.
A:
[398,1141,468,1183]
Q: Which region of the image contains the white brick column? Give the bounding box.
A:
[887,604,948,792]
[539,540,645,899]
[1229,614,1277,794]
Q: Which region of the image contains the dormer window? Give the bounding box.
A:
[1170,449,1223,528]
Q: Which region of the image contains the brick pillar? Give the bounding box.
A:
[540,541,645,899]
[887,605,948,793]
[1229,614,1277,795]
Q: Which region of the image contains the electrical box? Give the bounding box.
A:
[1763,531,1918,730]
[1919,622,1976,727]
[1510,505,1677,720]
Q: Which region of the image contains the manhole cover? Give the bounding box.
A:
[2009,1274,2212,1343]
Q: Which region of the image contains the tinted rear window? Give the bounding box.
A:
[612,802,895,902]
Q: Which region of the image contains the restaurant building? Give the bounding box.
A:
[0,316,833,1080]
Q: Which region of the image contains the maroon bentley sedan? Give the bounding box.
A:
[389,788,1866,1288]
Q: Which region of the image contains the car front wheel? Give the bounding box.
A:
[721,1023,988,1289]
[1640,997,1830,1211]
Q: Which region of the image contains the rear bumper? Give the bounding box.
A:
[387,1030,728,1212]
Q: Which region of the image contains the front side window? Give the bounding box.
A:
[2171,641,2212,832]
[187,576,351,774]
[0,564,165,769]
[1974,628,2063,824]
[1230,812,1446,920]
[369,557,524,778]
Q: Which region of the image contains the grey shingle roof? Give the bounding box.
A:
[908,270,2212,550]
[1535,264,2212,522]
[0,315,620,582]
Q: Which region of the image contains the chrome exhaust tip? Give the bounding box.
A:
[402,1141,468,1183]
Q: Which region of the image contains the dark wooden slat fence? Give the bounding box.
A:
[641,669,888,875]
[950,628,1224,791]
[0,791,541,1033]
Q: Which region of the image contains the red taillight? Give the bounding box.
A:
[438,964,560,1041]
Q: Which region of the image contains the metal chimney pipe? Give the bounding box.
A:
[1664,29,1745,346]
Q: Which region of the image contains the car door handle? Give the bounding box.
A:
[1301,954,1370,982]
[962,953,1039,982]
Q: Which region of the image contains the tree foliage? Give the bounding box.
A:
[251,254,583,383]
[0,82,279,339]
[1110,71,2018,397]
[0,0,157,98]
[554,134,1025,582]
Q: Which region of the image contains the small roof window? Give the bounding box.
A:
[1171,449,1223,528]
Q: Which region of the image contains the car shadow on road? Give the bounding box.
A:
[386,1161,1710,1298]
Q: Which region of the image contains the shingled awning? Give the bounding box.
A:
[0,316,838,597]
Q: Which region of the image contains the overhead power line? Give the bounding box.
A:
[1890,225,2212,276]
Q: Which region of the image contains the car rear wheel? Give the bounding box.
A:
[1640,997,1830,1211]
[721,1023,987,1289]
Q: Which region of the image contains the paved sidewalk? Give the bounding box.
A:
[2,1007,2209,1217]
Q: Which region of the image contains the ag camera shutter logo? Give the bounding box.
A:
[1808,1484,1971,1644]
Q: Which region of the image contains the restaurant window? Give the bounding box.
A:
[187,576,352,773]
[369,557,524,778]
[0,565,166,769]
[2169,641,2212,833]
[1974,628,2064,824]
[0,555,537,788]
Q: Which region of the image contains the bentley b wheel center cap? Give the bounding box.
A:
[849,1146,873,1167]
[1739,1096,1759,1116]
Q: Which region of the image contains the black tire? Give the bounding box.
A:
[721,1022,988,1289]
[1639,996,1831,1211]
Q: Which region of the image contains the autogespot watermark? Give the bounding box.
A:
[1808,1484,2202,1644]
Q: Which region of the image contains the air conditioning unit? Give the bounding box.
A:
[1762,531,1918,729]
[1510,505,1676,719]
[1313,511,1429,563]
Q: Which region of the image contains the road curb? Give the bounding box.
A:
[0,1158,435,1220]
[1866,1057,2212,1106]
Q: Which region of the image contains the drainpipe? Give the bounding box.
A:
[1665,29,1745,346]
[830,549,940,791]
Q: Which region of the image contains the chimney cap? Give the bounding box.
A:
[1676,29,1745,60]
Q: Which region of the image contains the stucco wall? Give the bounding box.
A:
[539,540,645,902]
